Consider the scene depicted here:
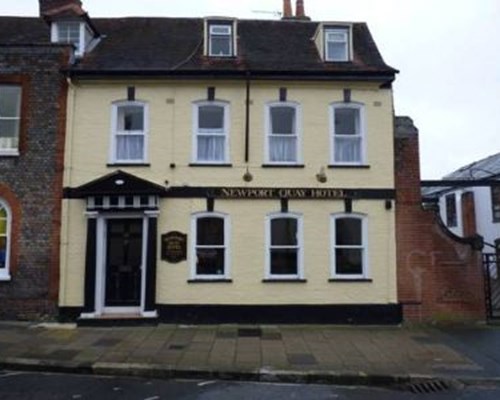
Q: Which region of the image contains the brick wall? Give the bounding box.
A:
[0,45,69,320]
[395,117,486,322]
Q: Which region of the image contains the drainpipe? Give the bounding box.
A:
[245,72,251,163]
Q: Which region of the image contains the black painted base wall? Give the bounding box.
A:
[59,304,402,325]
[157,304,402,325]
[58,307,83,323]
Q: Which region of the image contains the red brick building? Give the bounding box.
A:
[0,14,71,319]
[395,117,486,322]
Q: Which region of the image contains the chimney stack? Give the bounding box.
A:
[39,0,83,17]
[296,0,305,18]
[282,0,293,19]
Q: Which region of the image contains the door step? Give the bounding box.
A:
[77,314,158,327]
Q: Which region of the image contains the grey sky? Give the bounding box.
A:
[4,0,500,178]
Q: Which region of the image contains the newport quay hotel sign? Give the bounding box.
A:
[214,187,347,199]
[165,187,396,200]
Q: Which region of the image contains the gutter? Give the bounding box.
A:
[63,68,396,83]
[421,179,500,188]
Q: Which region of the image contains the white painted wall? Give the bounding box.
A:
[438,186,500,249]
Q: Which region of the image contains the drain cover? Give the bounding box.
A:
[399,379,460,394]
[238,328,262,337]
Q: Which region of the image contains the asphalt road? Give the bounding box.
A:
[1,371,500,399]
[436,326,500,377]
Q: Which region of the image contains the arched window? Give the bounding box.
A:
[191,212,230,279]
[0,199,11,280]
[330,102,365,165]
[265,102,301,164]
[110,100,149,164]
[331,213,368,279]
[265,213,304,280]
[192,101,229,164]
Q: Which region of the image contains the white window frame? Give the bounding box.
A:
[265,102,302,165]
[330,102,366,165]
[265,212,304,280]
[330,213,368,280]
[192,101,230,164]
[109,100,149,165]
[51,21,88,57]
[324,27,350,62]
[0,199,12,281]
[190,212,230,280]
[0,84,22,156]
[208,24,233,57]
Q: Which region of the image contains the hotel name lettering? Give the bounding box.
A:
[211,188,347,199]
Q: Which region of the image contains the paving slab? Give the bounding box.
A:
[1,322,500,386]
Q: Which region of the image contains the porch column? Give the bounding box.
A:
[83,212,98,314]
[144,212,158,314]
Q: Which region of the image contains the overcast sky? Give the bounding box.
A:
[4,0,500,178]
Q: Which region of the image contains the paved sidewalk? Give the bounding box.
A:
[0,322,499,386]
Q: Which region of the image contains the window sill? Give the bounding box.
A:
[107,163,150,167]
[208,55,237,59]
[328,165,370,169]
[261,164,305,168]
[0,151,20,158]
[189,163,233,168]
[187,279,232,284]
[329,278,372,283]
[262,279,307,283]
[325,60,351,63]
[0,274,12,282]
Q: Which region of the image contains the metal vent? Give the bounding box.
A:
[399,379,460,394]
[238,328,262,337]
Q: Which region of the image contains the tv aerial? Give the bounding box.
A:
[252,10,283,18]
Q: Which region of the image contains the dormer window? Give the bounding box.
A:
[51,20,94,57]
[207,20,235,57]
[56,21,80,46]
[325,27,350,62]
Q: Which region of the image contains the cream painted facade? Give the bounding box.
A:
[60,79,399,322]
[64,81,394,188]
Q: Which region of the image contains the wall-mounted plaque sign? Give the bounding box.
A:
[161,231,187,263]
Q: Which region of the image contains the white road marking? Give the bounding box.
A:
[0,372,25,378]
[198,381,216,387]
[143,396,160,400]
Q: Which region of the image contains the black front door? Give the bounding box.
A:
[105,219,143,307]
